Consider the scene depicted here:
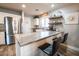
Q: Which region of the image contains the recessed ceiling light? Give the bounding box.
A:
[22,4,26,8]
[35,9,39,11]
[51,4,55,8]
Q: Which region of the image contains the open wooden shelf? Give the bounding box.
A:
[49,16,62,19]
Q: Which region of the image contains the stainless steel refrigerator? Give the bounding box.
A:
[4,17,15,45]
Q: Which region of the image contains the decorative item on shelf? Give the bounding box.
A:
[49,16,62,19]
[49,15,62,25]
[48,15,63,31]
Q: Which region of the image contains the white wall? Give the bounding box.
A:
[62,12,79,48]
[22,17,32,33]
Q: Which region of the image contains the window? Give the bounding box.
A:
[40,16,49,28]
[36,18,39,25]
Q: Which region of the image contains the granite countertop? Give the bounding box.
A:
[15,31,62,47]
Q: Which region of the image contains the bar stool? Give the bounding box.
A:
[56,33,68,56]
[38,37,61,56]
[61,33,68,43]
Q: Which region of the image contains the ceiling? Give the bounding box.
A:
[0,3,77,16]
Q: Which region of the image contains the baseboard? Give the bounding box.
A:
[67,45,79,52]
[61,43,79,52]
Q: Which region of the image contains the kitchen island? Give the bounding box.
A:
[15,31,62,56]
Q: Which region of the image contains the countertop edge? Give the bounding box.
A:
[19,32,61,47]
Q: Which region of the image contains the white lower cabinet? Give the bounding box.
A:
[16,36,55,56]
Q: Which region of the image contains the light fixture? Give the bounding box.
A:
[51,4,55,8]
[35,9,39,11]
[40,12,43,14]
[22,4,26,8]
[42,13,48,16]
[40,12,48,16]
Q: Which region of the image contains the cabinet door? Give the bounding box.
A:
[0,16,5,44]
